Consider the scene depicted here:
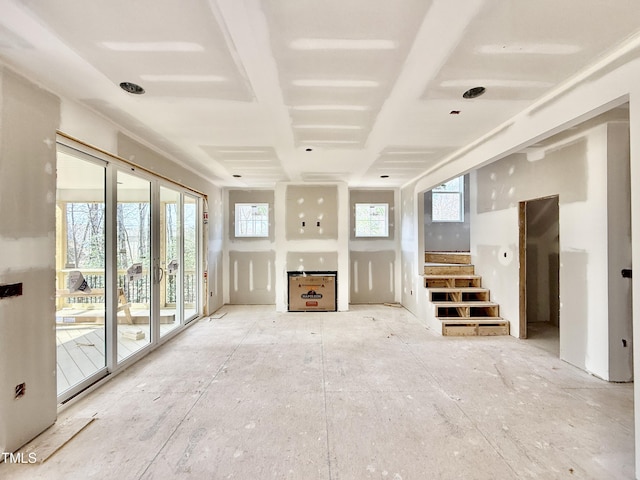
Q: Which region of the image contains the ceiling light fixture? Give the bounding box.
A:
[462,86,486,99]
[119,82,145,94]
[290,38,397,50]
[293,79,379,88]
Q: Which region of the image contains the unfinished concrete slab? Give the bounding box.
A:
[0,305,633,479]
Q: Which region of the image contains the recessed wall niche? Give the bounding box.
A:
[285,185,338,240]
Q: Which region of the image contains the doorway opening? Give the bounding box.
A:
[519,195,560,355]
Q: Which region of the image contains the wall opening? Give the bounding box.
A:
[519,195,560,355]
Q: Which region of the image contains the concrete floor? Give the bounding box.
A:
[1,305,634,479]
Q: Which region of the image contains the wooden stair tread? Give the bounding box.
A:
[427,287,488,292]
[423,274,481,279]
[424,262,474,266]
[433,301,497,307]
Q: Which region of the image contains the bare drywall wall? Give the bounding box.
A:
[207,189,224,311]
[472,119,620,379]
[225,189,276,305]
[476,142,588,214]
[349,189,398,304]
[424,174,470,252]
[350,251,395,303]
[400,182,420,316]
[0,68,59,452]
[286,252,338,272]
[607,121,633,381]
[229,251,275,304]
[285,185,338,240]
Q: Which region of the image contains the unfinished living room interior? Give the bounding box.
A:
[1,0,640,478]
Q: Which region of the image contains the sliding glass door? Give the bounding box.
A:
[116,171,152,362]
[184,194,199,322]
[55,139,203,402]
[55,148,107,399]
[161,186,181,336]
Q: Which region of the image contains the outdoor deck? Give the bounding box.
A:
[56,309,195,394]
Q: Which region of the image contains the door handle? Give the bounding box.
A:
[621,269,632,279]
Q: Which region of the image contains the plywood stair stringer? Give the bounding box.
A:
[423,252,509,336]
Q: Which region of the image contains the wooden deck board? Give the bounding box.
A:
[56,314,185,395]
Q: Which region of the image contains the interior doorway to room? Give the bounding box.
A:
[519,196,560,354]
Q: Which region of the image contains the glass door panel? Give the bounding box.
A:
[160,186,181,336]
[184,195,198,321]
[56,150,107,398]
[117,171,152,361]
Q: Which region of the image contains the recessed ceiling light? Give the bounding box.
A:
[290,38,397,51]
[463,86,486,99]
[292,79,379,88]
[102,41,204,52]
[291,105,369,111]
[119,82,145,94]
[293,124,363,130]
[140,74,226,82]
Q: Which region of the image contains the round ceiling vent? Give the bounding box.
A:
[119,82,145,94]
[462,86,486,99]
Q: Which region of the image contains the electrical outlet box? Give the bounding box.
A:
[0,283,23,299]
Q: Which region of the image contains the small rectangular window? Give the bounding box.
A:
[355,203,389,237]
[432,176,464,222]
[235,203,269,237]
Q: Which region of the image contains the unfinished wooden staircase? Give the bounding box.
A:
[423,252,509,336]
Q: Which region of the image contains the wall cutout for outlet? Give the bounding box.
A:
[14,383,26,399]
[0,283,23,299]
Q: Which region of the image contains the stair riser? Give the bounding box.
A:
[435,305,500,318]
[442,322,509,336]
[424,265,475,275]
[424,278,482,288]
[424,252,471,264]
[429,291,490,302]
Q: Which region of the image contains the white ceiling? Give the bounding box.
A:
[1,0,640,188]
